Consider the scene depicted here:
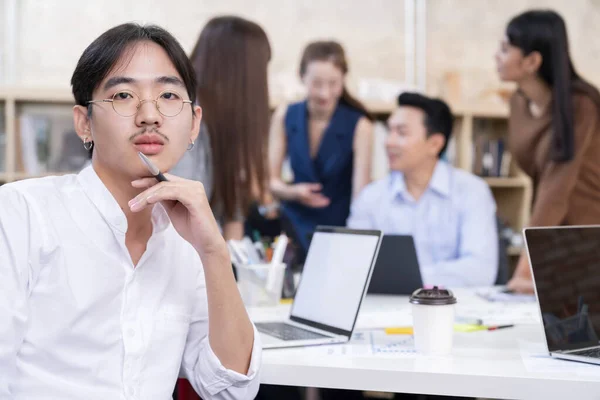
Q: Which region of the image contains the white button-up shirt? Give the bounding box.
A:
[0,166,261,400]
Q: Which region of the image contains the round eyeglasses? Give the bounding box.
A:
[87,90,193,117]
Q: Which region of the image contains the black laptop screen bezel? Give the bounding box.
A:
[525,226,600,353]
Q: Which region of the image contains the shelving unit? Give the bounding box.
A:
[449,102,533,267]
[0,86,532,267]
[0,87,82,185]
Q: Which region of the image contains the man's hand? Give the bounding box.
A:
[129,174,226,258]
[130,174,254,376]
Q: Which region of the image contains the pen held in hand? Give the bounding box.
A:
[138,152,168,182]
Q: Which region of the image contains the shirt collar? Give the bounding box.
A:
[77,165,171,235]
[388,171,407,199]
[429,161,451,197]
[388,160,452,200]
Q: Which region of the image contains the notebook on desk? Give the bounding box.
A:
[525,225,600,366]
[255,226,382,349]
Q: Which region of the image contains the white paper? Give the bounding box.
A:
[476,288,536,303]
[456,302,540,326]
[308,331,416,357]
[367,330,416,356]
[518,340,600,377]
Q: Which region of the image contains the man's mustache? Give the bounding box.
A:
[128,127,170,142]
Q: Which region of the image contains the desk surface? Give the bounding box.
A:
[248,289,600,400]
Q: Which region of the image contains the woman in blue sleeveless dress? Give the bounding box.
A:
[269,41,374,259]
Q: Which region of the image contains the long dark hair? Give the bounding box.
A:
[299,41,373,121]
[190,16,271,221]
[507,10,587,162]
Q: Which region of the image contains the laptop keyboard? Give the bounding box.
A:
[570,347,600,359]
[256,322,331,341]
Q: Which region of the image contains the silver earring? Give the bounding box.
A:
[83,137,94,151]
[187,140,195,150]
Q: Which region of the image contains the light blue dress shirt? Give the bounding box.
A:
[347,161,498,287]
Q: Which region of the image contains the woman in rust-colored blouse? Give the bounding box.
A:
[495,10,600,293]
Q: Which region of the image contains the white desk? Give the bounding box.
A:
[248,289,600,400]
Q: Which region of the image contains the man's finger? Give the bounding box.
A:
[131,185,198,214]
[131,173,185,189]
[129,182,177,208]
[131,177,160,189]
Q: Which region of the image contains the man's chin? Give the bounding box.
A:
[387,158,402,169]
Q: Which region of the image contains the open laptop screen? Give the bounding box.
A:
[525,226,600,352]
[290,227,381,334]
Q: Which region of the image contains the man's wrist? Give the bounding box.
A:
[195,241,230,265]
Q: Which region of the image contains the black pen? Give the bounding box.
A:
[137,152,168,182]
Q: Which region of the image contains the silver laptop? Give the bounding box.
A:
[256,226,382,349]
[525,225,600,365]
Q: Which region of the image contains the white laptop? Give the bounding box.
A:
[524,225,600,365]
[255,226,382,349]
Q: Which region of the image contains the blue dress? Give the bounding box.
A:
[282,100,363,253]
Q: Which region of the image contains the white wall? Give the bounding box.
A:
[9,0,600,101]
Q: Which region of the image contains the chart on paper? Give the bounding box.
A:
[369,330,416,355]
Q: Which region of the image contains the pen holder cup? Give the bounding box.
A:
[234,263,286,307]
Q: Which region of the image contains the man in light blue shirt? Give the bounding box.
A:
[348,92,498,287]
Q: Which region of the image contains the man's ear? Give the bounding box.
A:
[427,133,446,157]
[73,105,92,142]
[190,105,202,143]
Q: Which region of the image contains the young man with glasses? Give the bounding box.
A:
[0,23,260,399]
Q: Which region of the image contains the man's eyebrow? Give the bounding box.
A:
[156,75,185,88]
[103,76,136,91]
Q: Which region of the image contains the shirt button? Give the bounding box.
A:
[127,329,136,338]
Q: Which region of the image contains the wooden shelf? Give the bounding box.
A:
[364,100,395,114]
[11,171,75,180]
[361,100,509,118]
[0,88,512,118]
[452,102,509,118]
[483,177,529,188]
[0,171,78,183]
[0,87,74,103]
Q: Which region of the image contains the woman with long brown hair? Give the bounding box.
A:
[170,15,272,240]
[269,41,374,257]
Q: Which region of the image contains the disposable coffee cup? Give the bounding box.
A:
[409,286,457,355]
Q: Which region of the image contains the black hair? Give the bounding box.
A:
[507,10,578,162]
[71,23,197,108]
[397,92,454,158]
[71,23,197,157]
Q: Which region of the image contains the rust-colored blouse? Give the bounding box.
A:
[509,83,600,226]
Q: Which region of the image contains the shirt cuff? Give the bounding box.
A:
[197,324,262,396]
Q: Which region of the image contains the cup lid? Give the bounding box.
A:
[409,286,457,305]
